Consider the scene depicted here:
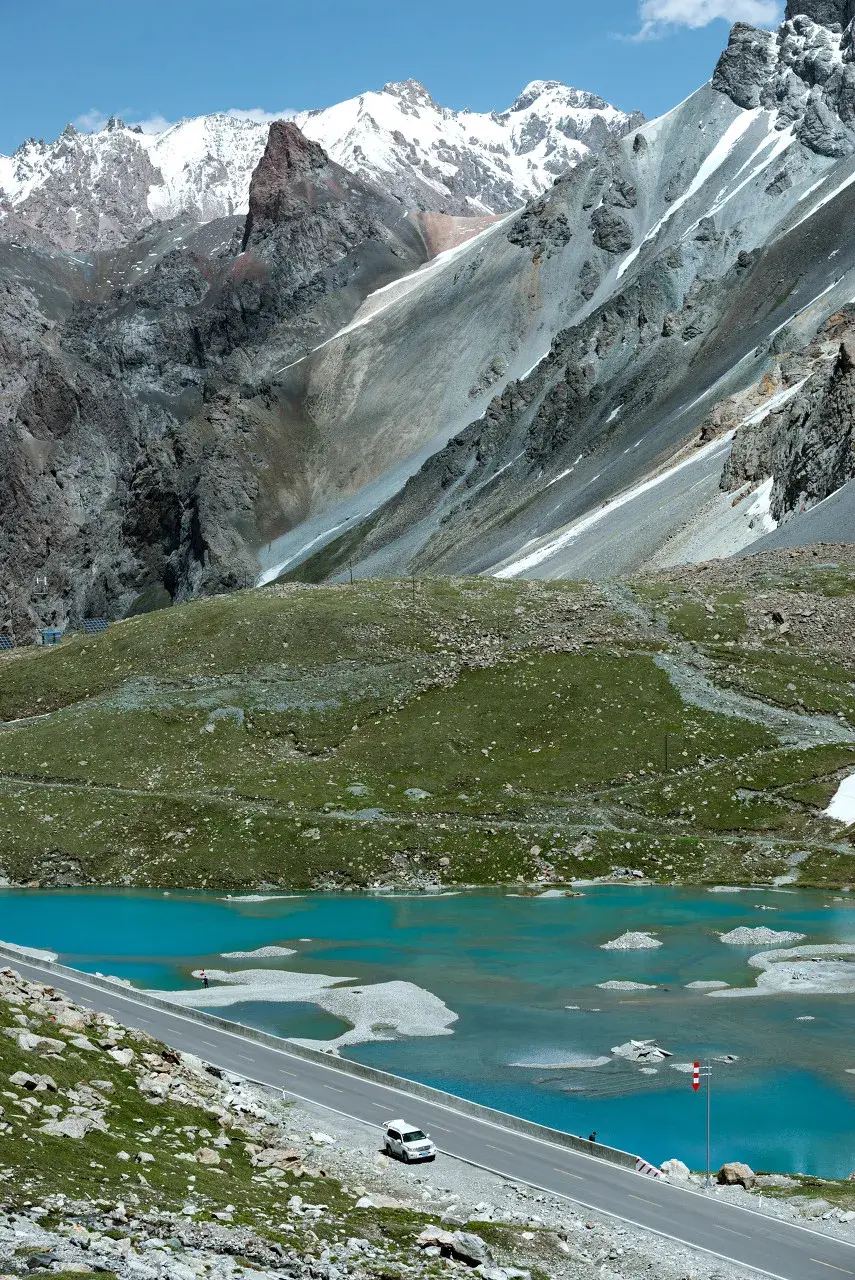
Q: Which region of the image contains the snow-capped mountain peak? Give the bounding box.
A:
[0,79,642,250]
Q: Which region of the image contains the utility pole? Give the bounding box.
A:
[349,560,353,586]
[664,732,669,772]
[707,1057,712,1186]
[693,1059,713,1186]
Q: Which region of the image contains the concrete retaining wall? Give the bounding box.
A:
[0,943,641,1175]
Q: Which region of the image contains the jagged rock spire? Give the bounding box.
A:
[784,0,855,25]
[241,121,333,249]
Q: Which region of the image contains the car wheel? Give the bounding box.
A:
[384,1142,391,1156]
[402,1150,410,1163]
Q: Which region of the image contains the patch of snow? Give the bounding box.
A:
[519,351,550,381]
[743,476,778,535]
[618,107,763,278]
[256,519,350,587]
[825,772,855,824]
[768,280,844,341]
[740,377,810,425]
[492,431,735,578]
[787,163,855,234]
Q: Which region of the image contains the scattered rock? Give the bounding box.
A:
[611,1039,672,1063]
[717,1162,755,1189]
[800,1197,833,1218]
[4,1027,65,1054]
[719,928,806,945]
[39,1112,108,1139]
[254,1146,302,1170]
[194,1147,220,1165]
[597,981,657,991]
[107,1047,135,1067]
[600,932,661,950]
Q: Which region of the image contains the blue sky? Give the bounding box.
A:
[1,0,783,152]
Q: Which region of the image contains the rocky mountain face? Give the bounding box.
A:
[0,122,430,637]
[0,81,641,252]
[267,0,855,586]
[5,3,855,637]
[723,309,855,521]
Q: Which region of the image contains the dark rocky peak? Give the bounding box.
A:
[382,80,436,108]
[784,0,855,26]
[241,121,339,247]
[713,12,855,155]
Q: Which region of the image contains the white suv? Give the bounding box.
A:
[383,1119,437,1162]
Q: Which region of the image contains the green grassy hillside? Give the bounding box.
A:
[1,550,854,889]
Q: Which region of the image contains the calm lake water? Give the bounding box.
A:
[0,885,853,1177]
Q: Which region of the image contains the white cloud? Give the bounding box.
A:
[73,108,175,135]
[224,107,297,124]
[74,109,111,133]
[632,0,782,38]
[132,114,175,135]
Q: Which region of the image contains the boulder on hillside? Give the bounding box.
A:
[452,1232,493,1266]
[718,1161,755,1188]
[4,1027,65,1055]
[40,1112,107,1139]
[416,1227,493,1266]
[254,1146,301,1169]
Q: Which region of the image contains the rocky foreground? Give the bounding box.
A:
[1,965,854,1280]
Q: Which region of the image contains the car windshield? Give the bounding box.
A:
[403,1130,427,1142]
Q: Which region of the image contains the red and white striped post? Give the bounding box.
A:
[692,1059,712,1186]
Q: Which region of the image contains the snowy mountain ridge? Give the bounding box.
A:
[0,80,642,250]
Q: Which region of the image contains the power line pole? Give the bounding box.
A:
[706,1057,712,1187]
[693,1059,713,1187]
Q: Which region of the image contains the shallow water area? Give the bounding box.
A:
[1,884,854,1176]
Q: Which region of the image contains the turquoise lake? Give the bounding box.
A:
[0,885,853,1177]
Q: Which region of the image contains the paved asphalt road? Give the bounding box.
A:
[9,958,855,1280]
